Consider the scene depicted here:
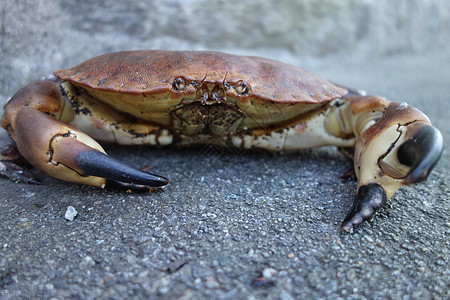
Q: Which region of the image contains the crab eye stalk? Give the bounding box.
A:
[171,77,187,92]
[235,80,251,95]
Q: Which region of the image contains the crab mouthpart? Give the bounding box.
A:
[197,84,227,105]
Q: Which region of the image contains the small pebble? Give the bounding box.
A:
[80,256,95,268]
[205,276,220,289]
[157,286,169,295]
[65,206,78,221]
[262,267,276,280]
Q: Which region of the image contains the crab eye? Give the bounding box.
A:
[235,80,250,95]
[172,77,186,91]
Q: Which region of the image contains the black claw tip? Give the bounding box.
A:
[341,183,387,232]
[398,125,443,184]
[76,150,169,187]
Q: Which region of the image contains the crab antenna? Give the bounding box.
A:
[76,150,169,187]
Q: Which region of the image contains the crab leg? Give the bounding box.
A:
[0,81,169,188]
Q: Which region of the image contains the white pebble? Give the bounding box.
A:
[262,267,277,280]
[64,206,78,221]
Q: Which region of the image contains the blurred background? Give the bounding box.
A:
[2,0,449,151]
[1,0,449,97]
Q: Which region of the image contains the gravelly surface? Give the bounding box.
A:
[0,1,449,296]
[0,54,449,299]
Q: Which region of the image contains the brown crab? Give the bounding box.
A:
[0,50,443,231]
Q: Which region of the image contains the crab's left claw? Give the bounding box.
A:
[10,108,170,190]
[341,100,443,231]
[1,81,169,190]
[75,149,170,190]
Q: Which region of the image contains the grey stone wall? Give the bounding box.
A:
[1,0,448,98]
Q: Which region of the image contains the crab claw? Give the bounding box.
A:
[342,101,443,231]
[397,125,443,185]
[341,183,387,232]
[75,149,169,188]
[377,121,443,188]
[3,105,169,189]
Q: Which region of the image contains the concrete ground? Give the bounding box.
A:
[0,1,449,299]
[1,54,448,300]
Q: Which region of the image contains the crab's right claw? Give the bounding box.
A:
[341,100,443,232]
[397,125,443,185]
[341,183,387,231]
[3,106,169,189]
[342,124,443,231]
[377,121,444,189]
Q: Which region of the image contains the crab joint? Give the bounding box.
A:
[324,96,389,140]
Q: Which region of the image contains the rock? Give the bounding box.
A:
[64,206,78,221]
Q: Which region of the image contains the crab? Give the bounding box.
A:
[0,50,443,231]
